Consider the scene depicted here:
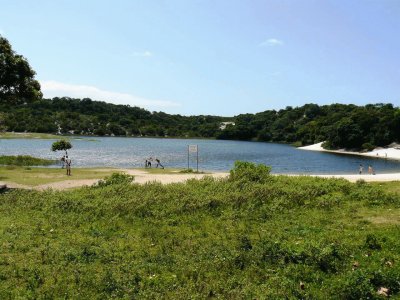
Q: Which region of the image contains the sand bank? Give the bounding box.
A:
[299,142,400,160]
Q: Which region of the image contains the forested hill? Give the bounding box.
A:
[0,97,229,138]
[219,103,400,150]
[1,99,400,150]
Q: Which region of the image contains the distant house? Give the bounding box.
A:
[219,122,235,130]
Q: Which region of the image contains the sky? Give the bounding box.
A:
[1,0,400,116]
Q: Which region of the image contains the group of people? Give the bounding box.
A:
[358,164,375,175]
[60,155,72,176]
[145,157,164,169]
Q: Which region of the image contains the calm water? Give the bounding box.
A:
[1,137,400,174]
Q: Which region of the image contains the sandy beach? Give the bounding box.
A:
[299,142,400,160]
[296,142,400,182]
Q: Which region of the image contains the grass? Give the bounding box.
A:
[370,181,400,195]
[133,168,209,175]
[179,168,206,174]
[0,162,399,298]
[0,167,121,186]
[0,155,56,166]
[0,132,61,139]
[136,167,181,174]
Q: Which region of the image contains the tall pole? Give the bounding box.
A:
[196,145,199,173]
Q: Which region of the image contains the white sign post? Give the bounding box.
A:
[188,145,199,172]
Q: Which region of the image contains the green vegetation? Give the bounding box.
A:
[0,132,61,139]
[0,155,55,166]
[0,162,399,298]
[218,103,400,150]
[1,99,399,151]
[0,35,42,104]
[179,168,205,174]
[51,139,72,156]
[0,167,120,186]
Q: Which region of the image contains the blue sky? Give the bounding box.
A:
[1,0,400,116]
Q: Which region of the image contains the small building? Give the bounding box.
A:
[219,122,235,130]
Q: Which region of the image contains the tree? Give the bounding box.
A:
[51,139,72,156]
[0,35,42,104]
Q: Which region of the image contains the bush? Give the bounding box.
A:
[229,161,271,184]
[96,173,134,187]
[362,143,376,152]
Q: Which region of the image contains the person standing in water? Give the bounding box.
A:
[359,164,364,174]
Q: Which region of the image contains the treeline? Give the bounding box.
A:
[1,99,400,150]
[0,97,228,138]
[218,103,400,150]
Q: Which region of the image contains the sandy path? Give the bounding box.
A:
[1,169,399,191]
[123,169,229,184]
[0,170,230,191]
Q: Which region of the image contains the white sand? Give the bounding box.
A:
[296,142,400,182]
[299,142,400,160]
[309,173,400,183]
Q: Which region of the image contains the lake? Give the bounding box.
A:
[1,137,400,174]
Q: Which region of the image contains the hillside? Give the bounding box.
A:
[1,100,400,151]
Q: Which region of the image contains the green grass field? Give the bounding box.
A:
[0,162,399,298]
[0,155,56,166]
[0,132,61,139]
[0,166,121,186]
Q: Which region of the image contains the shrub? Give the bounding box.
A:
[362,143,376,151]
[229,161,271,184]
[96,173,134,187]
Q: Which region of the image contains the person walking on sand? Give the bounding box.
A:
[359,164,363,174]
[147,157,152,168]
[65,156,72,176]
[155,158,164,169]
[368,165,373,175]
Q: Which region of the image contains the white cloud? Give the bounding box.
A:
[40,80,180,109]
[260,38,284,47]
[131,51,153,57]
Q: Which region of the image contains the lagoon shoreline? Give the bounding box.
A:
[299,142,400,161]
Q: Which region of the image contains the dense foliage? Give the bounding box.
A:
[0,163,399,298]
[0,97,228,138]
[1,99,399,150]
[0,155,55,166]
[0,35,42,104]
[217,103,400,150]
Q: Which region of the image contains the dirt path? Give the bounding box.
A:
[3,169,399,191]
[0,170,230,191]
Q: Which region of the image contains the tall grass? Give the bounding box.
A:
[0,155,56,166]
[0,162,399,298]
